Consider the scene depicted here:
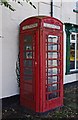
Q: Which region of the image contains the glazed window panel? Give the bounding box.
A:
[48,52,58,58]
[24,76,32,80]
[24,52,32,59]
[48,35,58,43]
[24,60,32,67]
[48,84,58,92]
[48,92,59,100]
[23,34,34,81]
[48,60,59,67]
[76,37,78,69]
[46,35,60,100]
[26,52,32,58]
[70,33,78,71]
[48,76,58,84]
[48,44,59,51]
[24,68,32,75]
[48,68,59,75]
[24,45,32,50]
[24,35,32,42]
[71,34,75,40]
[70,43,75,69]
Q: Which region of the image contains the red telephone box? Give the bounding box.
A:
[20,16,63,113]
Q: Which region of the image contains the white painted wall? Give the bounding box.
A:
[1,1,78,98]
[0,1,50,99]
[65,74,77,84]
[38,2,50,16]
[53,0,78,84]
[2,2,38,98]
[53,0,77,24]
[1,2,50,98]
[76,0,78,23]
[0,6,2,99]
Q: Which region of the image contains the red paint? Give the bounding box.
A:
[20,16,63,113]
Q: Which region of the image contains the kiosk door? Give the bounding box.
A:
[43,32,63,111]
[20,32,37,110]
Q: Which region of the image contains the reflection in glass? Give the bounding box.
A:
[24,60,32,67]
[48,52,58,58]
[71,34,75,40]
[76,42,78,69]
[70,43,75,69]
[24,45,32,50]
[24,52,32,59]
[26,52,32,58]
[48,84,58,92]
[24,76,32,80]
[77,34,78,41]
[24,35,32,42]
[48,44,58,51]
[48,60,58,67]
[48,35,58,43]
[48,68,58,75]
[23,35,33,81]
[48,76,58,84]
[48,92,59,100]
[24,68,32,75]
[46,35,60,100]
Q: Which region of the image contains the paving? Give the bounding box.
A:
[1,81,78,120]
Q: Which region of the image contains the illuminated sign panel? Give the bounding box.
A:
[22,23,38,30]
[44,23,60,30]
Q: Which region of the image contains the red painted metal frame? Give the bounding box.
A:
[20,16,63,113]
[42,30,63,112]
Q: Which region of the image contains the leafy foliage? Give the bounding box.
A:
[0,0,36,11]
[16,53,20,87]
[0,0,15,11]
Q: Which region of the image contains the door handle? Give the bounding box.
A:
[35,61,37,66]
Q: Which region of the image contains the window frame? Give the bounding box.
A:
[65,23,78,75]
[70,32,78,72]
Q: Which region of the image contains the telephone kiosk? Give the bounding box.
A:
[20,16,63,113]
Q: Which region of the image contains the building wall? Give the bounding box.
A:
[1,2,38,98]
[53,0,76,24]
[53,0,78,84]
[1,2,50,98]
[38,2,50,16]
[0,1,78,98]
[0,6,2,99]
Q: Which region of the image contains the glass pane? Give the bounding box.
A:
[24,60,32,67]
[48,76,58,84]
[24,76,32,80]
[77,34,78,41]
[48,68,58,75]
[48,84,58,92]
[70,43,75,69]
[23,35,33,81]
[26,52,32,58]
[76,41,78,69]
[48,35,58,43]
[24,68,32,75]
[71,34,75,40]
[24,45,32,50]
[24,52,32,59]
[48,92,59,100]
[24,35,32,42]
[48,44,58,51]
[48,52,58,58]
[48,60,59,67]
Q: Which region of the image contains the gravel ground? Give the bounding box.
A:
[1,81,78,120]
